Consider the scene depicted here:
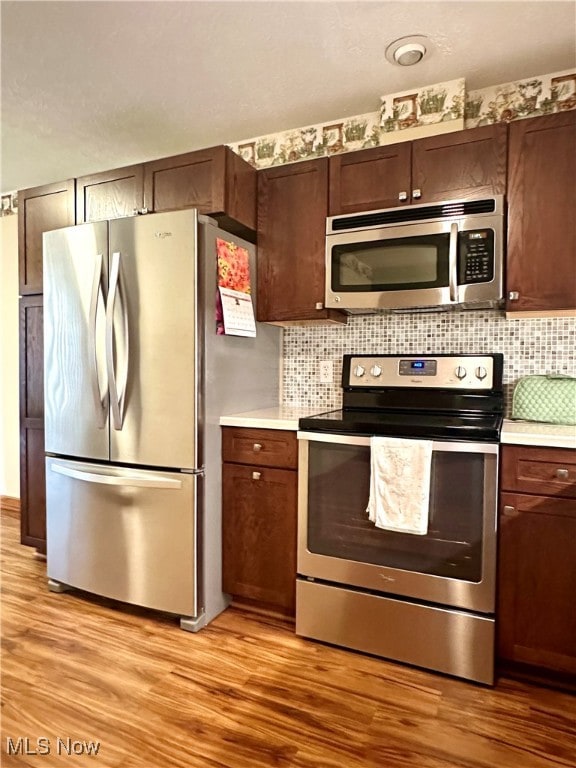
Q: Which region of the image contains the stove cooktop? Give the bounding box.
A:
[299,408,503,442]
[300,353,505,442]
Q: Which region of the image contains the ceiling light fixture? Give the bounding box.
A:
[385,35,430,67]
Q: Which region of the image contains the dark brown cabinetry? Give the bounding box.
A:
[143,146,256,237]
[507,111,576,313]
[76,146,256,238]
[498,445,576,686]
[257,158,345,325]
[18,180,76,294]
[329,124,508,214]
[18,180,75,551]
[222,427,298,616]
[76,164,145,223]
[19,296,46,552]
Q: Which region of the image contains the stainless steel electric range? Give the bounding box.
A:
[296,353,504,685]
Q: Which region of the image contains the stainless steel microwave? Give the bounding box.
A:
[325,196,504,313]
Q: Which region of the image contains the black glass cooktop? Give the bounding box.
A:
[299,409,503,442]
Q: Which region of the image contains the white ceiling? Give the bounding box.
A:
[2,0,575,194]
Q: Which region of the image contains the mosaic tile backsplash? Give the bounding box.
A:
[281,312,576,417]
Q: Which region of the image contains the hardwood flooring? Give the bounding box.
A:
[1,511,574,768]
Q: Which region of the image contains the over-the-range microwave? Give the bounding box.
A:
[325,196,505,313]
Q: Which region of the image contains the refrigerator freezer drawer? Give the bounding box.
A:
[46,457,198,617]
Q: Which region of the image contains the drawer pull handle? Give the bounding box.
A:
[253,443,262,452]
[252,471,261,481]
[502,505,518,517]
[556,468,569,479]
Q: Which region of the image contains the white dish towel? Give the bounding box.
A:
[366,436,433,535]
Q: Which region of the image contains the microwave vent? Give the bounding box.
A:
[329,198,498,233]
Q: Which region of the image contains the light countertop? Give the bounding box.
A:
[501,419,576,450]
[220,406,325,431]
[221,410,576,449]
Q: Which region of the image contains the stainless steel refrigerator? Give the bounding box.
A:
[43,209,280,630]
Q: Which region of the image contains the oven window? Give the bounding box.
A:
[331,234,449,292]
[306,442,486,581]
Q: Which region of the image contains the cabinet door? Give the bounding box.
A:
[507,111,576,312]
[143,146,256,236]
[498,492,576,675]
[222,462,297,614]
[76,164,144,222]
[257,158,345,324]
[411,124,508,203]
[18,180,75,294]
[328,143,412,214]
[19,296,46,552]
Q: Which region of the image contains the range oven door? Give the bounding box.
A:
[297,431,499,614]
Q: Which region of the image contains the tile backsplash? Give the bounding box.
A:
[281,312,576,416]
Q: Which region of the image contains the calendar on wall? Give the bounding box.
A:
[215,238,256,337]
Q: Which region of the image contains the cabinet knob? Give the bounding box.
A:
[412,189,422,199]
[508,291,520,301]
[556,468,569,479]
[253,443,262,452]
[252,471,261,480]
[502,505,518,517]
[315,302,324,310]
[398,191,408,202]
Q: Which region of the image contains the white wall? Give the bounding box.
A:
[0,215,20,497]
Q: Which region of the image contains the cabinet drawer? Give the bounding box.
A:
[501,445,576,498]
[222,427,297,469]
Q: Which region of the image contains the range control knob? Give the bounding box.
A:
[455,366,467,380]
[370,365,383,377]
[353,365,365,378]
[475,366,488,381]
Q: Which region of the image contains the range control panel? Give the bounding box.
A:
[345,355,497,390]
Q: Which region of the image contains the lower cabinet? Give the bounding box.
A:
[221,427,297,616]
[498,445,576,685]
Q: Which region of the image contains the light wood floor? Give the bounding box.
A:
[1,511,575,768]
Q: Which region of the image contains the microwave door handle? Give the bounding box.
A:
[448,222,459,304]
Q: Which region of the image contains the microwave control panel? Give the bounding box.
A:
[459,230,494,284]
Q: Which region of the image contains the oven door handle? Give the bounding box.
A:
[297,431,499,455]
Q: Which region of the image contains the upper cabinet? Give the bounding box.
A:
[329,124,508,214]
[257,158,346,325]
[329,142,412,214]
[18,180,76,295]
[143,146,256,237]
[76,164,144,223]
[76,146,256,239]
[506,111,576,314]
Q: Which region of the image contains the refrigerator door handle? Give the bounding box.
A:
[89,253,108,428]
[51,463,183,489]
[106,251,130,430]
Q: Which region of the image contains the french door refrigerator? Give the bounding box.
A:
[43,209,280,630]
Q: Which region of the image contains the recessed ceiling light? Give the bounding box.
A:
[385,35,430,67]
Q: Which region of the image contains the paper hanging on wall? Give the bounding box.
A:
[216,238,256,337]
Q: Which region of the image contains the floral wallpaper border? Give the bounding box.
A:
[229,69,576,170]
